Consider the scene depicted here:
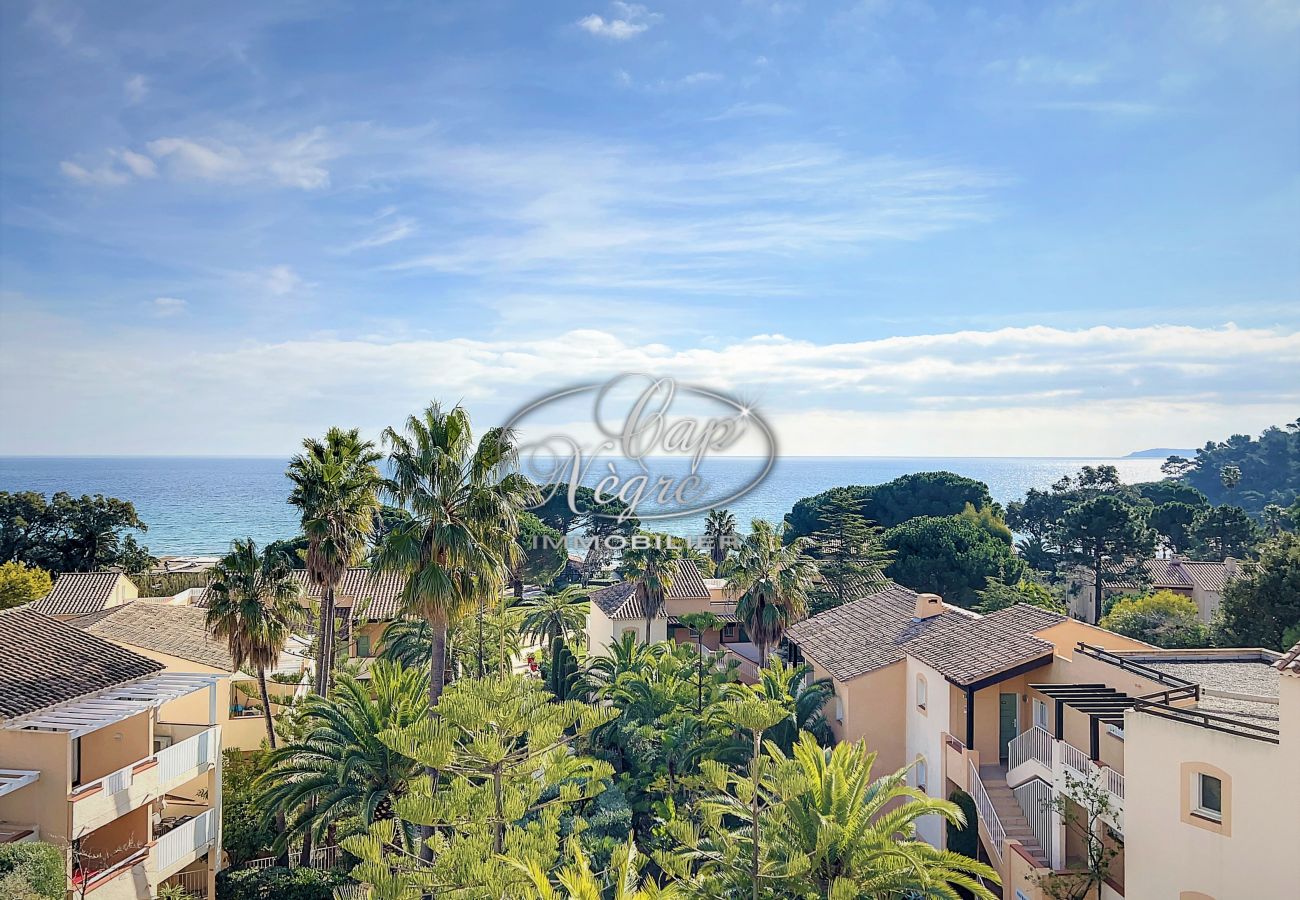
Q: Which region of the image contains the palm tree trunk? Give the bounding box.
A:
[316,583,335,695]
[258,666,277,750]
[1092,554,1104,623]
[299,827,313,868]
[420,618,449,864]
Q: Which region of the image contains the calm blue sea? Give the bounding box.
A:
[0,456,1166,555]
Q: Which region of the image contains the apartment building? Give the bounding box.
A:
[585,559,762,679]
[31,572,140,621]
[1072,556,1238,624]
[68,601,311,752]
[0,608,224,899]
[786,583,1293,898]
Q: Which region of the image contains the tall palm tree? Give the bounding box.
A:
[376,402,535,711]
[206,539,305,749]
[519,585,590,647]
[727,519,817,667]
[622,540,678,644]
[287,427,383,696]
[704,508,738,573]
[257,662,427,853]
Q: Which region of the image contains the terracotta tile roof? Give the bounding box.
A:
[1175,559,1232,592]
[590,559,712,620]
[76,602,235,671]
[0,608,164,721]
[200,566,410,620]
[786,583,1062,686]
[65,602,134,629]
[1103,557,1233,592]
[666,560,710,600]
[1275,641,1300,675]
[31,571,131,617]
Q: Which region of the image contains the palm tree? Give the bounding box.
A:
[582,631,668,695]
[376,402,535,711]
[746,659,835,753]
[622,540,678,644]
[376,617,433,670]
[287,427,383,696]
[206,539,304,749]
[257,662,427,853]
[767,734,998,897]
[509,837,681,899]
[726,519,818,667]
[704,508,738,573]
[519,586,590,646]
[676,611,724,714]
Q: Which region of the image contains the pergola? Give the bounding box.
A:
[1031,682,1140,759]
[2,673,220,739]
[0,768,40,799]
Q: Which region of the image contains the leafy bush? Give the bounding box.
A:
[1099,590,1207,648]
[0,843,65,899]
[215,866,349,900]
[946,789,979,859]
[221,748,278,865]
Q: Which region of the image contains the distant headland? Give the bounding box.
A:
[1123,447,1197,459]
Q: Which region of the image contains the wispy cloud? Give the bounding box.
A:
[151,296,187,317]
[1034,99,1164,116]
[705,101,793,121]
[577,2,662,40]
[124,73,148,103]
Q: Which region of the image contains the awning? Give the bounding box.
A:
[1031,683,1139,726]
[3,672,219,738]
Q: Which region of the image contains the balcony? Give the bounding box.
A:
[151,808,217,882]
[71,725,219,837]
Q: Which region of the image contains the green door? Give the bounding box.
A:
[999,693,1018,762]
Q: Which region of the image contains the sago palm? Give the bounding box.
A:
[519,585,590,646]
[745,659,835,754]
[206,538,305,749]
[287,427,383,696]
[376,402,535,710]
[727,520,817,666]
[582,632,668,695]
[257,662,427,853]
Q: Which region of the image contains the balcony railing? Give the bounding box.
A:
[1058,738,1091,779]
[1008,725,1054,772]
[157,728,219,785]
[153,808,216,876]
[968,759,1005,865]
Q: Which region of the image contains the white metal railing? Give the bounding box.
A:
[1105,766,1125,800]
[1008,726,1054,772]
[1012,778,1054,865]
[157,728,218,785]
[968,760,1005,864]
[162,868,209,897]
[154,808,216,875]
[1058,739,1091,778]
[76,761,134,799]
[243,845,343,872]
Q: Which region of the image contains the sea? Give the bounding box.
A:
[0,456,1166,556]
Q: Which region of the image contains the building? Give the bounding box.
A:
[31,572,139,621]
[0,607,224,899]
[1073,557,1238,624]
[68,601,311,751]
[786,583,1291,897]
[584,559,761,678]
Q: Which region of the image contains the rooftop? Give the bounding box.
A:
[1103,556,1236,592]
[1112,647,1282,723]
[0,607,165,721]
[74,601,235,670]
[589,559,712,620]
[786,583,1065,686]
[30,571,132,617]
[199,566,409,620]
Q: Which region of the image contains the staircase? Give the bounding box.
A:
[979,765,1049,867]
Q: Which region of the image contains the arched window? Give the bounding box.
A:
[915,673,928,712]
[915,755,928,793]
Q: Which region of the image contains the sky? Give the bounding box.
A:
[1,0,1297,457]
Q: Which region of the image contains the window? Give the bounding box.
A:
[834,697,844,723]
[1032,698,1048,730]
[915,756,928,793]
[915,674,927,711]
[355,634,372,658]
[1196,773,1223,821]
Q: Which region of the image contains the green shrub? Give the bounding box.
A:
[946,789,979,859]
[0,843,65,899]
[215,866,350,900]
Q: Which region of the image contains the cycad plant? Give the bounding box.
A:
[520,585,591,647]
[743,659,835,753]
[287,427,383,695]
[257,662,427,853]
[727,520,818,666]
[206,538,305,749]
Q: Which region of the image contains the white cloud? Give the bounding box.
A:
[151,297,187,316]
[997,56,1107,87]
[248,264,306,296]
[705,101,792,121]
[1034,100,1163,116]
[124,74,148,103]
[115,149,157,178]
[2,316,1295,455]
[59,160,131,186]
[343,210,417,252]
[578,3,662,40]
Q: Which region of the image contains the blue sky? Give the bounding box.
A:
[1,0,1297,455]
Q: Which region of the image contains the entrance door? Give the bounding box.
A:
[998,693,1018,763]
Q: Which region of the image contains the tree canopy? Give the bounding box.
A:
[0,491,155,574]
[884,514,1025,607]
[1098,590,1207,648]
[1163,421,1300,517]
[783,471,995,541]
[1213,532,1300,650]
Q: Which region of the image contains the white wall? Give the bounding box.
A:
[905,656,952,848]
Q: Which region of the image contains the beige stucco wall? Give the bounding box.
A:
[584,603,667,656]
[0,728,72,845]
[1036,619,1156,659]
[815,659,908,776]
[904,657,951,847]
[1122,696,1298,899]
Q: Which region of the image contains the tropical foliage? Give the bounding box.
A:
[728,519,818,663]
[0,490,155,574]
[1098,589,1207,648]
[0,560,51,610]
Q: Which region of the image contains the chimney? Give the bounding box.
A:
[914,592,944,620]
